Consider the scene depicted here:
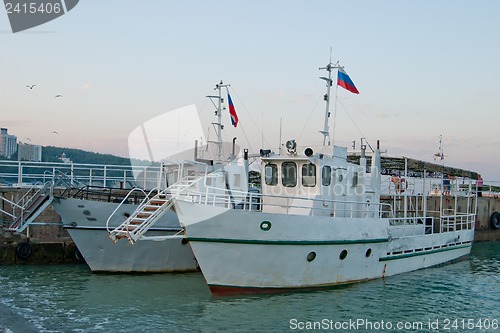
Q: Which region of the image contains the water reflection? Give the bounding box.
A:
[0,242,498,332]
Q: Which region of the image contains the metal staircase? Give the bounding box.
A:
[1,172,71,232]
[3,182,53,232]
[107,172,209,244]
[107,190,175,244]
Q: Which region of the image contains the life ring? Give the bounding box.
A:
[16,242,32,260]
[490,212,500,230]
[395,178,408,194]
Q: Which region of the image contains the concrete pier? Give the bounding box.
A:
[1,187,83,265]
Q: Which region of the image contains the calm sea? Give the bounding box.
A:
[0,241,498,333]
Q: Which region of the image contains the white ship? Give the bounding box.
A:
[51,81,249,272]
[172,62,478,294]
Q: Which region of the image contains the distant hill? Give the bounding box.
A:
[41,146,137,165]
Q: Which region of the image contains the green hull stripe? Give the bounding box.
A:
[186,237,389,245]
[379,243,471,261]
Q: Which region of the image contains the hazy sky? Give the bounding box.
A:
[1,1,499,181]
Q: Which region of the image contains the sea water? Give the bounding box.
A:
[0,241,498,333]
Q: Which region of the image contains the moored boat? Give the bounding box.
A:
[172,62,478,295]
[51,81,249,272]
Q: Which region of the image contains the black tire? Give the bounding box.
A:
[490,212,500,230]
[75,248,85,262]
[15,242,32,260]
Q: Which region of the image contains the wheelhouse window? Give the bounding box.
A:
[264,163,278,186]
[322,166,331,186]
[302,163,316,187]
[282,162,297,187]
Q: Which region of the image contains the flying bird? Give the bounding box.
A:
[51,131,59,135]
[26,85,36,89]
[55,94,62,98]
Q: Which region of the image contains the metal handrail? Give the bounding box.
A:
[105,187,152,233]
[106,168,215,242]
[0,160,162,189]
[177,185,395,219]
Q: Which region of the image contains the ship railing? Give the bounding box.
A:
[440,212,475,232]
[388,211,475,238]
[62,185,146,204]
[177,185,395,219]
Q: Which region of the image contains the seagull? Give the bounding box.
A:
[55,94,62,98]
[51,131,59,135]
[26,85,36,89]
[26,137,31,141]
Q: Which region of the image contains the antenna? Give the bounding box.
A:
[433,134,444,162]
[279,117,283,154]
[318,48,340,146]
[206,80,230,163]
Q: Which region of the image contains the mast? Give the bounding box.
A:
[319,53,339,146]
[207,80,230,164]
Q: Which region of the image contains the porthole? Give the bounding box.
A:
[260,221,272,231]
[83,210,91,216]
[306,251,316,262]
[123,212,131,218]
[365,248,372,257]
[339,249,348,260]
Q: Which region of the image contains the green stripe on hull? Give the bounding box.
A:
[379,243,472,261]
[186,237,389,245]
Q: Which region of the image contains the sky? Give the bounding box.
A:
[1,1,499,182]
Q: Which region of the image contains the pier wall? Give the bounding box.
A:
[424,195,500,241]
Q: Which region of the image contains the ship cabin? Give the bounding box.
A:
[260,141,379,218]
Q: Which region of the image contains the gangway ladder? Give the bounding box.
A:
[108,191,174,245]
[107,168,215,244]
[3,181,54,232]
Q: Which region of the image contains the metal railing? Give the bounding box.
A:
[178,184,394,219]
[0,160,162,190]
[388,211,475,238]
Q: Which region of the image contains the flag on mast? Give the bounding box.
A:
[337,67,359,94]
[227,93,239,127]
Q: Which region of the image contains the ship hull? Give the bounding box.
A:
[52,197,198,272]
[175,200,474,295]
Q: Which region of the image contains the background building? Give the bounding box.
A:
[17,142,42,162]
[0,128,17,158]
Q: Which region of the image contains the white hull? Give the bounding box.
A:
[52,197,198,272]
[175,200,474,294]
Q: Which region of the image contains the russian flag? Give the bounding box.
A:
[337,67,359,94]
[227,93,239,127]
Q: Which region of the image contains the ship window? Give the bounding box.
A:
[264,163,278,186]
[322,166,331,186]
[282,162,297,187]
[302,163,316,187]
[352,172,359,187]
[339,249,348,260]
